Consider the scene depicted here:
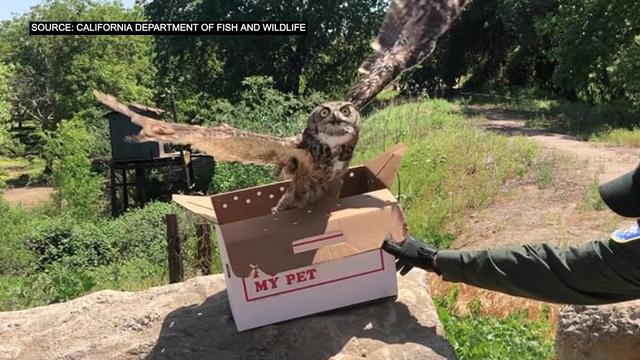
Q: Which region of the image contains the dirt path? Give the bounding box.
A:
[430,105,640,321]
[477,107,640,183]
[3,187,54,208]
[456,106,639,250]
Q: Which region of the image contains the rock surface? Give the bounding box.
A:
[0,271,455,360]
[556,300,640,360]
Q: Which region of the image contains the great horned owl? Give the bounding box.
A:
[94,0,465,213]
[95,91,360,213]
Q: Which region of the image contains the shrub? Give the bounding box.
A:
[0,198,38,275]
[45,118,105,220]
[24,201,184,271]
[1,201,193,310]
[24,216,76,269]
[436,288,555,360]
[33,262,97,303]
[209,163,273,194]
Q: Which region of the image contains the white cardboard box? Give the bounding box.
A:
[173,144,408,331]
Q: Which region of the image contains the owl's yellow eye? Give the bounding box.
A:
[340,106,351,116]
[319,108,330,117]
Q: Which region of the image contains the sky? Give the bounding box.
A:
[0,0,138,21]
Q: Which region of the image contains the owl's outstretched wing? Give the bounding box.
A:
[347,0,467,109]
[94,90,297,166]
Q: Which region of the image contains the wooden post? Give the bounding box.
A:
[165,214,183,283]
[196,223,212,275]
[135,166,146,206]
[122,169,128,213]
[110,163,118,217]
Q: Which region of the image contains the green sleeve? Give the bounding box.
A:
[435,239,640,305]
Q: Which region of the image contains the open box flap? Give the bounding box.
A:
[171,194,218,223]
[220,188,408,278]
[364,143,406,189]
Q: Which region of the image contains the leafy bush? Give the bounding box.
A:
[33,262,97,303]
[436,288,555,360]
[0,197,38,275]
[45,118,105,220]
[209,162,274,194]
[24,216,77,269]
[23,202,184,271]
[0,201,197,310]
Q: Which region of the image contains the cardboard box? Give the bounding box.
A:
[172,144,408,331]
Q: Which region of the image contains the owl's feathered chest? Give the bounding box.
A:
[298,128,358,176]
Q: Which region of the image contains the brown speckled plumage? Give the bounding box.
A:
[348,0,467,109]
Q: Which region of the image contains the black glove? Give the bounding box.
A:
[381,234,440,276]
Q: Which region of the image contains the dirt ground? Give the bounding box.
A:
[429,105,640,321]
[3,187,54,207]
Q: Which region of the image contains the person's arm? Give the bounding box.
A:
[384,237,640,305]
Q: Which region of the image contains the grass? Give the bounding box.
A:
[435,287,555,360]
[355,99,538,247]
[0,156,47,187]
[536,163,555,189]
[580,176,607,211]
[591,128,640,147]
[375,88,400,101]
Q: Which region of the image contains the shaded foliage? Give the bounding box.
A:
[146,0,386,103]
[546,0,640,105]
[401,0,639,110]
[45,118,104,220]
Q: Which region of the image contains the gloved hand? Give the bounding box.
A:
[381,234,440,275]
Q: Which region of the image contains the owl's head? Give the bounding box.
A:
[308,101,361,136]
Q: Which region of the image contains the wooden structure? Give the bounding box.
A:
[106,104,213,216]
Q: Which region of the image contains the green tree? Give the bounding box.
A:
[45,118,104,220]
[546,0,640,105]
[0,0,156,155]
[145,0,386,103]
[0,63,16,155]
